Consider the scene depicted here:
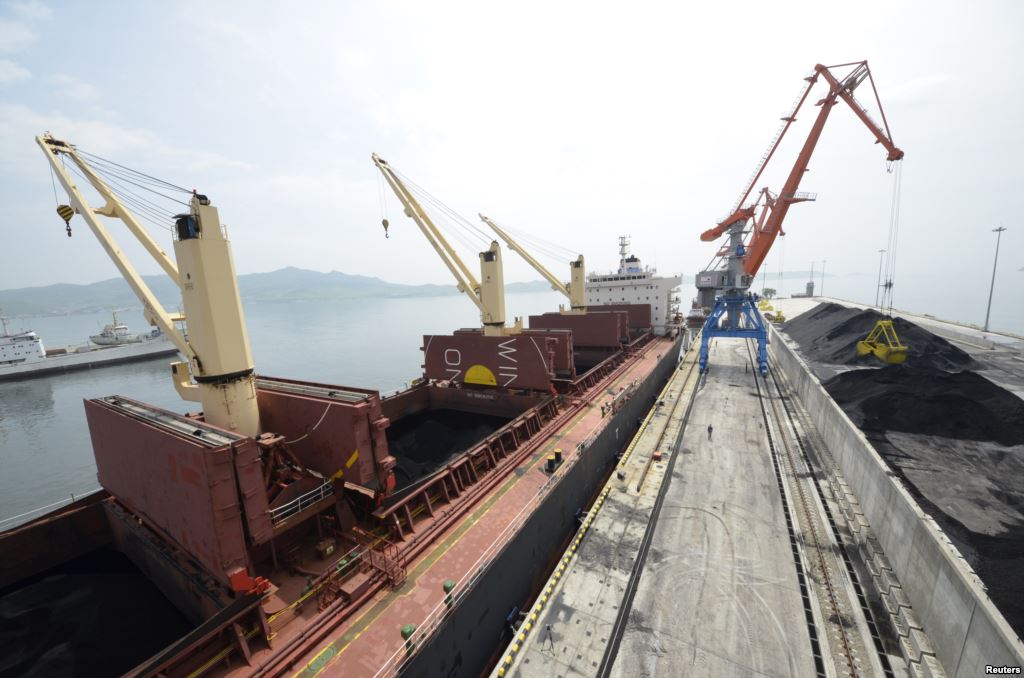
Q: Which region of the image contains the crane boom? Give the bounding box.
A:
[479,215,586,313]
[695,61,904,376]
[38,133,261,436]
[37,136,192,358]
[372,154,519,335]
[699,61,903,281]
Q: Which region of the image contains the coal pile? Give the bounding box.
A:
[386,408,509,489]
[825,366,1024,446]
[0,548,193,677]
[784,302,977,371]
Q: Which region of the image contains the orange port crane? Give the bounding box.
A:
[697,60,904,374]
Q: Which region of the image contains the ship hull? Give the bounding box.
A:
[0,340,179,382]
[405,335,681,677]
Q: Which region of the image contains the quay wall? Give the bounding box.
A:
[768,326,1024,676]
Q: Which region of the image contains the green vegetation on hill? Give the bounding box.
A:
[0,267,552,316]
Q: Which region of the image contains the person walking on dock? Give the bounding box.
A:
[707,424,714,441]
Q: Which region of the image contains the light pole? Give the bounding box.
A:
[874,249,886,307]
[820,259,826,298]
[809,260,816,296]
[984,227,1007,332]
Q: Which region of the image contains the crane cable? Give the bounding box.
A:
[880,162,903,315]
[377,170,390,238]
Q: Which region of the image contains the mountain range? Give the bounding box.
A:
[0,267,553,316]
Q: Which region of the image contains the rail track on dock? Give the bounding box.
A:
[747,338,896,678]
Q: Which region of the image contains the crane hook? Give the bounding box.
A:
[57,204,74,237]
[382,218,390,239]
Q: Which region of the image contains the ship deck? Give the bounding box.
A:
[224,335,679,677]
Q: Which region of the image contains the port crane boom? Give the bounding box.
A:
[372,154,520,336]
[696,61,904,375]
[479,215,586,314]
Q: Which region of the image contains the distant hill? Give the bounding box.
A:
[0,267,553,316]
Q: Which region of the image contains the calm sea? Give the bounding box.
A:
[0,291,564,525]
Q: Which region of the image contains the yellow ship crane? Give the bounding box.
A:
[372,153,521,337]
[37,133,261,437]
[479,215,586,315]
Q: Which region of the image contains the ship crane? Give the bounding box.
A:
[37,133,261,436]
[479,215,586,314]
[372,154,522,337]
[696,60,904,375]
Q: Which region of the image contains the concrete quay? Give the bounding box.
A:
[498,337,917,677]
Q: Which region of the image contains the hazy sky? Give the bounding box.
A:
[1,1,1021,326]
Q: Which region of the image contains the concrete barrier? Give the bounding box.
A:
[768,326,1024,677]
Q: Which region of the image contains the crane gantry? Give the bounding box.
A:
[696,60,904,375]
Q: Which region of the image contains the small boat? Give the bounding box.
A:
[0,311,179,382]
[89,312,142,345]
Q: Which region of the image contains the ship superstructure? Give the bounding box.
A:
[0,318,46,364]
[585,236,681,335]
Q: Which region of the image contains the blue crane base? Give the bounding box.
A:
[699,294,769,376]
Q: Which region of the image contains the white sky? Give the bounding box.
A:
[1,1,1021,315]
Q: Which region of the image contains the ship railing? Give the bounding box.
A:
[269,481,335,525]
[373,343,654,676]
[372,404,616,677]
[0,485,101,531]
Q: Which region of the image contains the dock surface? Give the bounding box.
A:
[609,341,815,677]
[502,337,910,677]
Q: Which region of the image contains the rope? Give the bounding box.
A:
[87,160,191,207]
[48,164,59,205]
[77,148,191,194]
[65,163,174,233]
[881,162,903,315]
[390,166,492,245]
[498,220,578,261]
[284,403,332,444]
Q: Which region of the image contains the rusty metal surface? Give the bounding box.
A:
[381,382,544,422]
[591,303,652,330]
[0,493,111,589]
[257,377,394,492]
[234,437,273,545]
[85,398,253,588]
[456,327,576,377]
[422,334,556,390]
[528,311,628,348]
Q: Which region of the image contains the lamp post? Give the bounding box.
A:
[984,227,1007,332]
[809,260,816,296]
[874,249,886,307]
[820,259,826,298]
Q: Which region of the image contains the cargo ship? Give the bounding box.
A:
[0,312,179,382]
[0,138,682,678]
[585,236,681,336]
